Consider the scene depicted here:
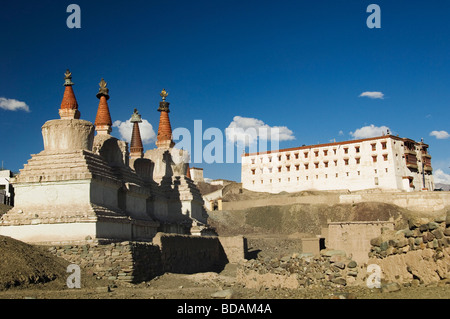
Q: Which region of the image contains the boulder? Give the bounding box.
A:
[434,215,446,223]
[428,222,440,231]
[211,289,234,299]
[381,282,401,293]
[431,228,444,240]
[370,237,382,247]
[422,232,435,243]
[402,229,414,238]
[409,217,432,229]
[396,238,409,248]
[330,254,346,263]
[444,228,450,236]
[333,262,346,270]
[331,277,346,286]
[321,249,346,257]
[380,241,389,251]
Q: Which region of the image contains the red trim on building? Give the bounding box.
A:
[242,135,404,157]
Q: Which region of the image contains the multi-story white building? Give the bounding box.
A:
[0,170,14,205]
[241,135,434,193]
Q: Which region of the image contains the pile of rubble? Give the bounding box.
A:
[369,215,450,259]
[237,250,365,290]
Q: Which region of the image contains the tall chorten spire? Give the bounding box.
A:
[156,89,175,149]
[94,78,113,135]
[130,108,144,159]
[59,69,81,119]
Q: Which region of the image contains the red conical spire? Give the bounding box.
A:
[130,109,144,159]
[157,111,173,144]
[59,69,80,119]
[156,89,175,149]
[60,86,78,110]
[94,78,112,135]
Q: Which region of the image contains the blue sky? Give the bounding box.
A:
[0,0,449,183]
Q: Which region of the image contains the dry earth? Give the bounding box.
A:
[0,262,449,300]
[0,191,449,301]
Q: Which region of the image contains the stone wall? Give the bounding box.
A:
[41,234,245,283]
[42,241,162,283]
[339,191,450,212]
[367,214,450,285]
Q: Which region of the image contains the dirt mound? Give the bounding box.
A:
[0,236,70,290]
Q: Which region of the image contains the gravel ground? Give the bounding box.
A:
[0,254,449,300]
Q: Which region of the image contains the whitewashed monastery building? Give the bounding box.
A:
[241,134,434,193]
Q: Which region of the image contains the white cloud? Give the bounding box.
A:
[113,119,156,144]
[434,169,450,185]
[0,97,30,112]
[350,124,391,140]
[338,130,344,136]
[430,130,450,140]
[359,91,384,99]
[225,116,295,145]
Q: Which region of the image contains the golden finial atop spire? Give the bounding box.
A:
[99,78,107,89]
[96,78,110,99]
[160,89,168,101]
[130,108,142,123]
[64,69,74,86]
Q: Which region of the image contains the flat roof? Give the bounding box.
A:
[243,134,426,157]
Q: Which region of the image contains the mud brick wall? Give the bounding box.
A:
[327,219,395,264]
[218,235,247,264]
[152,233,228,274]
[131,242,163,281]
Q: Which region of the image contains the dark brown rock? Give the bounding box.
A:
[431,228,444,239]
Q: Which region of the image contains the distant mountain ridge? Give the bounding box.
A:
[435,183,450,191]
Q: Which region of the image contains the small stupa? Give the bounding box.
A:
[144,89,208,229]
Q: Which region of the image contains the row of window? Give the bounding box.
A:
[251,169,387,185]
[250,155,389,175]
[249,142,388,164]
